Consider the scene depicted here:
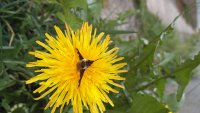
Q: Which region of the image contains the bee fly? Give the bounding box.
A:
[76,49,93,87]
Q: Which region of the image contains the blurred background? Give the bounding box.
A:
[102,0,200,112]
[0,0,200,113]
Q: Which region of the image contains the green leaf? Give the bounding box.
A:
[129,93,169,113]
[56,9,83,29]
[12,108,27,113]
[174,52,200,101]
[88,0,102,19]
[116,39,138,56]
[10,104,28,113]
[106,100,130,113]
[0,78,16,91]
[56,12,66,23]
[61,0,87,11]
[4,62,34,76]
[56,0,88,29]
[3,59,26,65]
[106,110,126,113]
[156,79,166,99]
[1,98,11,112]
[1,44,22,59]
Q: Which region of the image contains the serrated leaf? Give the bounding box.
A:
[128,93,169,113]
[125,21,175,92]
[174,52,200,101]
[134,21,175,69]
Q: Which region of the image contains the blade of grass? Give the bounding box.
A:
[3,19,15,46]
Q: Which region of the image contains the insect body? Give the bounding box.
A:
[76,49,93,87]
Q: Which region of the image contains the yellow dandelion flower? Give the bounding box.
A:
[26,22,127,113]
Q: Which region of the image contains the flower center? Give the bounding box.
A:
[76,49,93,87]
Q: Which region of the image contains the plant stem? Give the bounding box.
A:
[134,75,172,92]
